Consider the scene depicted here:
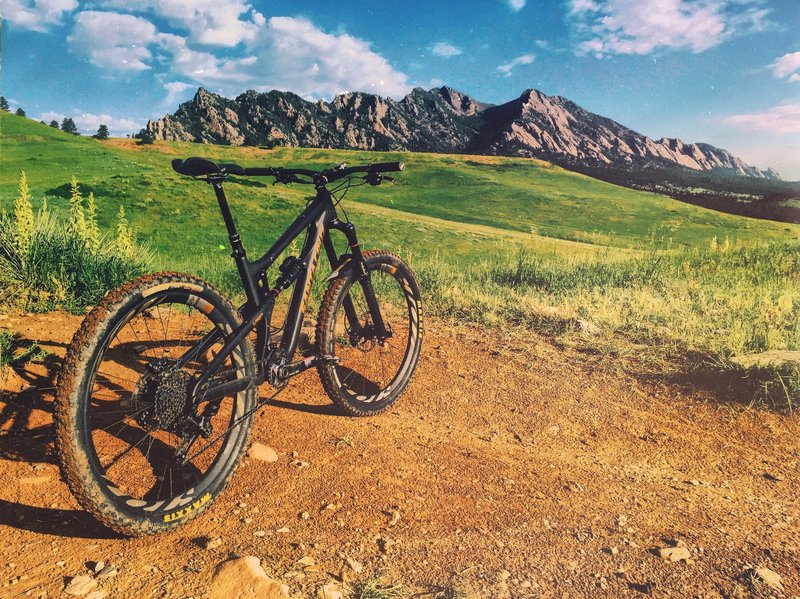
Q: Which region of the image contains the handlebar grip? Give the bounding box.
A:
[368,162,404,173]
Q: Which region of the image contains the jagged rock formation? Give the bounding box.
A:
[144,86,780,180]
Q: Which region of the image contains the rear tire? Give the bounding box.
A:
[55,272,256,536]
[316,250,423,416]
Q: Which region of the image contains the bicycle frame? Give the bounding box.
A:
[186,174,387,404]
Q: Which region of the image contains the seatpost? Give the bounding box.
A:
[209,178,259,303]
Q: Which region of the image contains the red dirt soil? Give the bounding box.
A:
[0,311,798,598]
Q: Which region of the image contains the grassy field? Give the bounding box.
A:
[2,112,799,407]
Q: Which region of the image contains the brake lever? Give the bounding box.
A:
[273,174,303,185]
[365,172,396,186]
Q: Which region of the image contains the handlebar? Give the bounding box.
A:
[172,157,403,186]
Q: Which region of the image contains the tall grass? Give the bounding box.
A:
[0,172,150,311]
[415,242,800,409]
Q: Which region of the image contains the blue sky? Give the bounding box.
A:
[1,0,799,178]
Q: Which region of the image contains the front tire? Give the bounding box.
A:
[55,272,256,536]
[316,250,423,416]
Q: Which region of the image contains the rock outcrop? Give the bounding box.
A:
[144,86,780,180]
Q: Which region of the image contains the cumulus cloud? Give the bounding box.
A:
[0,0,77,32]
[66,9,411,100]
[162,81,197,107]
[242,17,410,98]
[723,103,800,135]
[568,0,773,57]
[431,42,462,58]
[498,54,535,76]
[39,110,142,136]
[68,11,159,71]
[507,0,527,11]
[770,51,800,83]
[98,0,265,47]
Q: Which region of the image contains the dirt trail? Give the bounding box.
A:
[0,312,798,598]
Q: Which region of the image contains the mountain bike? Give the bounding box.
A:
[55,157,423,536]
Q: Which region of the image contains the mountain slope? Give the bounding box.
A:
[471,89,778,178]
[145,86,778,180]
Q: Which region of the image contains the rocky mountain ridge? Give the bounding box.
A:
[144,86,779,181]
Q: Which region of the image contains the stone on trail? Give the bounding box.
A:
[319,583,343,599]
[63,575,98,596]
[658,546,691,562]
[210,556,290,599]
[248,443,279,463]
[752,566,783,592]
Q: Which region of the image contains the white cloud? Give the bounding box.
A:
[770,51,800,83]
[239,17,411,99]
[162,81,196,107]
[568,0,773,57]
[0,0,77,32]
[497,54,535,77]
[97,0,264,47]
[157,32,254,84]
[67,10,411,100]
[723,103,800,136]
[68,11,159,71]
[431,42,462,58]
[507,0,527,11]
[39,110,143,136]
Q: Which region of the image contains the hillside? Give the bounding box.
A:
[2,112,797,273]
[140,87,800,223]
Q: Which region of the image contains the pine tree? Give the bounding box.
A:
[94,124,110,140]
[68,175,88,241]
[115,206,134,256]
[0,97,8,111]
[15,108,26,117]
[61,118,79,135]
[49,120,59,129]
[13,171,34,260]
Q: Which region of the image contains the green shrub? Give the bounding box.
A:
[0,174,150,311]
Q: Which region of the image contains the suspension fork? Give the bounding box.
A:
[324,221,389,340]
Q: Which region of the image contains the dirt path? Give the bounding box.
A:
[1,312,798,598]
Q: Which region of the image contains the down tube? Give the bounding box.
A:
[280,211,326,359]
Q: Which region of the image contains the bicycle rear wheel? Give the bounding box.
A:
[316,250,423,416]
[55,272,256,536]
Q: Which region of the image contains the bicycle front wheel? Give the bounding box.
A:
[316,250,423,416]
[55,272,256,536]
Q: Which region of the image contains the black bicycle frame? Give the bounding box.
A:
[187,175,387,403]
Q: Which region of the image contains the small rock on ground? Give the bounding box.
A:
[63,575,98,596]
[752,566,783,591]
[659,546,691,562]
[210,556,290,599]
[319,583,343,599]
[248,443,279,463]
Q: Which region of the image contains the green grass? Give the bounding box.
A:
[1,112,798,408]
[2,112,797,269]
[0,329,46,376]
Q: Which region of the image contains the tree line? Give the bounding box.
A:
[1,95,110,139]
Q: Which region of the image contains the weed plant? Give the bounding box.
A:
[0,172,149,311]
